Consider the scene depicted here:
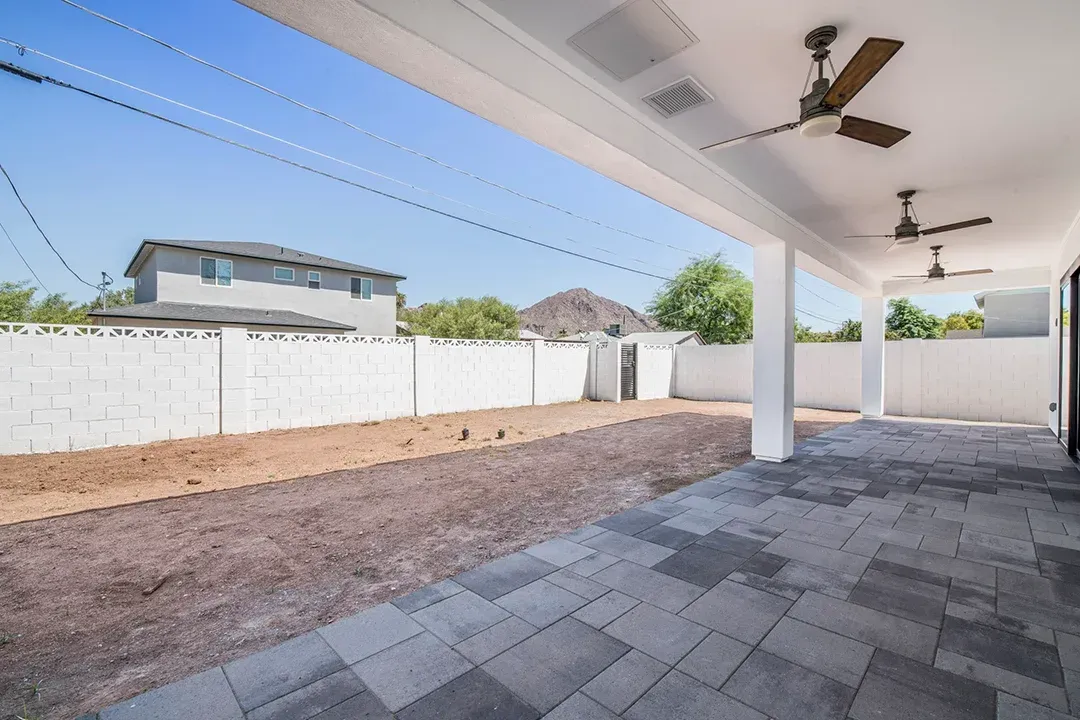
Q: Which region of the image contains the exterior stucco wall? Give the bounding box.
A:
[150,247,398,335]
[983,290,1050,338]
[134,252,158,303]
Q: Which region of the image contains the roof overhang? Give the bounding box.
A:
[238,0,1080,295]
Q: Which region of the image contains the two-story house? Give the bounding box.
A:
[89,239,404,335]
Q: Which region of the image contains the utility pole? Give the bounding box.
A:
[98,271,113,309]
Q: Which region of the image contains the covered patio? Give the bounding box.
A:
[238,0,1080,462]
[90,0,1080,717]
[98,418,1080,718]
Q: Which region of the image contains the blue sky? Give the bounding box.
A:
[0,0,977,328]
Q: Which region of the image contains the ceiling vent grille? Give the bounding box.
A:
[643,77,712,118]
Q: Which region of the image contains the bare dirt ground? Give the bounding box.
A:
[0,402,852,719]
[0,399,850,525]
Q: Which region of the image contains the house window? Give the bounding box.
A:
[200,257,232,287]
[351,277,373,301]
[308,270,321,289]
[273,267,294,282]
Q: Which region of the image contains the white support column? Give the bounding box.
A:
[861,297,885,417]
[752,243,794,462]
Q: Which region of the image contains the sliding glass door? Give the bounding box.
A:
[1061,275,1078,455]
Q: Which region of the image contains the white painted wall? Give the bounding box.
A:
[673,338,1049,424]
[425,339,534,414]
[673,344,753,402]
[0,326,219,454]
[535,342,589,405]
[636,344,674,401]
[795,343,861,412]
[883,338,1049,424]
[244,333,415,431]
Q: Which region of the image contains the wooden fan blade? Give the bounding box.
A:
[836,116,910,148]
[700,122,799,151]
[946,269,993,277]
[824,38,904,108]
[920,217,993,236]
[844,234,895,238]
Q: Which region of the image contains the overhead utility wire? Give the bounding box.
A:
[0,216,49,291]
[57,0,701,259]
[0,61,672,282]
[0,39,670,274]
[0,161,96,289]
[0,59,850,325]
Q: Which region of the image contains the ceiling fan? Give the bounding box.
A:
[700,26,909,151]
[892,245,992,283]
[847,190,992,250]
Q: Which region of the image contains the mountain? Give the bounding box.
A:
[518,288,659,338]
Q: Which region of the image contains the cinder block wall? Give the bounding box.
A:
[0,326,219,454]
[672,338,1049,423]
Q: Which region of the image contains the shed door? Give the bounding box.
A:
[620,344,637,401]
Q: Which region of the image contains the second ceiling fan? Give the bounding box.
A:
[701,26,909,151]
[847,190,993,251]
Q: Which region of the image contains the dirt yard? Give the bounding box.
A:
[0,399,850,526]
[0,401,852,718]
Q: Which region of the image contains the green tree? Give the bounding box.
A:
[0,280,133,325]
[396,291,407,314]
[0,280,35,322]
[402,296,519,339]
[943,313,970,332]
[648,253,753,345]
[961,309,984,330]
[886,297,943,339]
[84,286,135,312]
[834,319,862,342]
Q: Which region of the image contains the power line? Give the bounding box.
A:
[0,60,673,282]
[0,161,97,289]
[57,0,703,259]
[0,216,49,291]
[0,38,672,274]
[794,278,858,313]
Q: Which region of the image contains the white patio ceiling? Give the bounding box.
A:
[240,0,1080,295]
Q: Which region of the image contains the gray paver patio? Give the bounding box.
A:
[92,419,1080,718]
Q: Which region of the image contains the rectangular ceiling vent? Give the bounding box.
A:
[643,77,712,118]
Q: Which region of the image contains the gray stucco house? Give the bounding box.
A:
[89,239,405,335]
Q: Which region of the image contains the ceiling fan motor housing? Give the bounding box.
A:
[799,78,841,137]
[893,220,921,245]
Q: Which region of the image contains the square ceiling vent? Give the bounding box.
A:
[643,76,712,118]
[568,0,698,81]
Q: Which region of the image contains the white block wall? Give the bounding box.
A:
[884,338,1048,424]
[244,333,414,431]
[0,326,219,453]
[535,342,589,405]
[794,342,861,411]
[673,344,753,402]
[636,344,675,400]
[426,339,534,414]
[673,338,1048,423]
